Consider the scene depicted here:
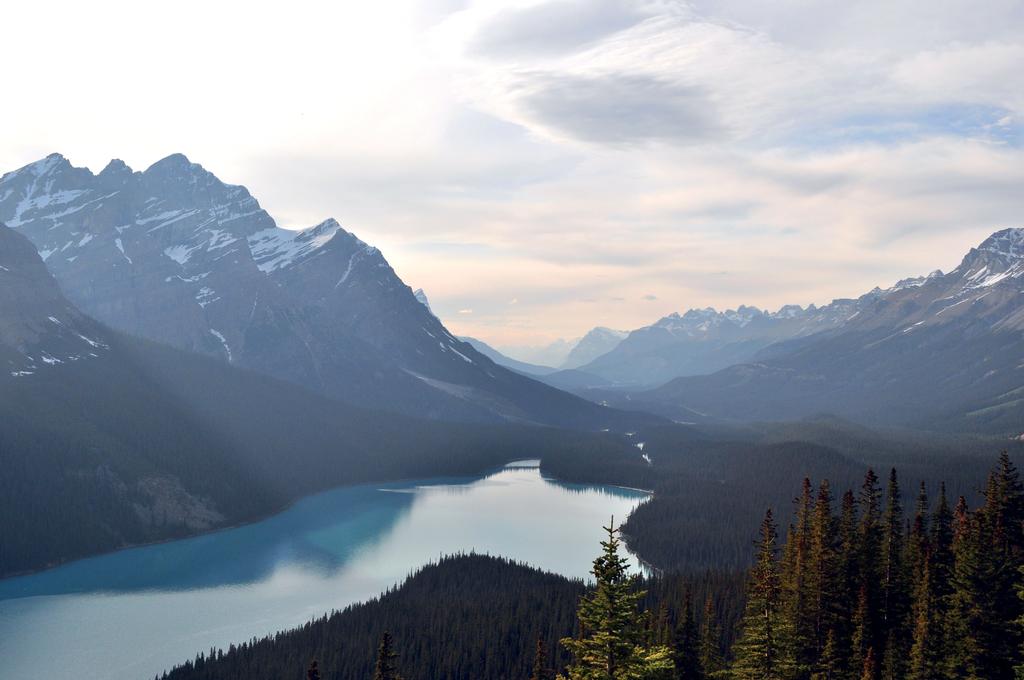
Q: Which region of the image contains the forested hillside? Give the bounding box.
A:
[164,453,1024,680]
[541,419,1023,571]
[160,555,746,680]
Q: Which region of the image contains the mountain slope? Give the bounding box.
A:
[0,223,641,576]
[0,154,639,429]
[605,229,1024,433]
[460,336,557,375]
[561,326,628,369]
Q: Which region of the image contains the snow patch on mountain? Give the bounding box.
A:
[249,219,342,273]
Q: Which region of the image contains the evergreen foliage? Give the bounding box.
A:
[372,632,402,680]
[730,510,796,680]
[561,520,674,679]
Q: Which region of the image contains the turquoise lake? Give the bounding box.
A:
[0,461,649,679]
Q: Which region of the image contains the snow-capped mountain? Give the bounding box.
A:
[0,153,637,428]
[561,327,628,369]
[0,222,110,377]
[603,228,1024,433]
[577,294,883,387]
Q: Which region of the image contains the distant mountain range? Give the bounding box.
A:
[0,153,645,430]
[592,229,1024,434]
[570,286,946,387]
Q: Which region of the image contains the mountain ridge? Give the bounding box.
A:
[594,227,1024,433]
[0,153,648,430]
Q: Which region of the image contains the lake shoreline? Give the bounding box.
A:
[0,458,653,586]
[0,462,651,680]
[0,469,489,585]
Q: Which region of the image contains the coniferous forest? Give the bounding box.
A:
[164,452,1024,680]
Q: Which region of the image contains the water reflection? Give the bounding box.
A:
[0,461,648,680]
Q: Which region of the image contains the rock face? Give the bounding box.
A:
[0,154,631,428]
[0,222,110,376]
[602,228,1024,433]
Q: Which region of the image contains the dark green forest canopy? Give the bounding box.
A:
[542,418,1024,571]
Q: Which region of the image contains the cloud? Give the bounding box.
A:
[469,0,650,58]
[642,294,657,301]
[2,0,1022,346]
[458,308,474,314]
[514,72,722,145]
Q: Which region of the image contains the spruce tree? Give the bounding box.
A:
[855,470,883,678]
[946,458,1024,680]
[851,583,871,675]
[834,490,860,676]
[698,596,724,680]
[784,479,816,678]
[806,479,838,663]
[673,589,702,680]
[532,636,555,680]
[929,484,954,604]
[908,559,940,680]
[812,630,837,680]
[731,509,796,680]
[879,469,908,679]
[859,648,876,680]
[562,520,673,679]
[905,482,929,599]
[373,632,402,680]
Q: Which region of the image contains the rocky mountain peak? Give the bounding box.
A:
[98,158,133,179]
[952,228,1024,287]
[979,227,1024,259]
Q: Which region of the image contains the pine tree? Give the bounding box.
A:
[879,469,908,679]
[945,455,1024,680]
[833,490,860,676]
[562,520,673,679]
[731,509,796,680]
[989,452,1024,677]
[811,630,837,680]
[783,479,816,678]
[851,583,871,675]
[908,559,940,680]
[698,596,724,680]
[859,648,876,680]
[806,479,838,662]
[532,636,555,680]
[855,470,882,679]
[673,589,702,680]
[373,632,402,680]
[905,482,929,599]
[929,484,954,604]
[653,602,672,647]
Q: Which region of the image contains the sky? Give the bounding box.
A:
[1,0,1022,355]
